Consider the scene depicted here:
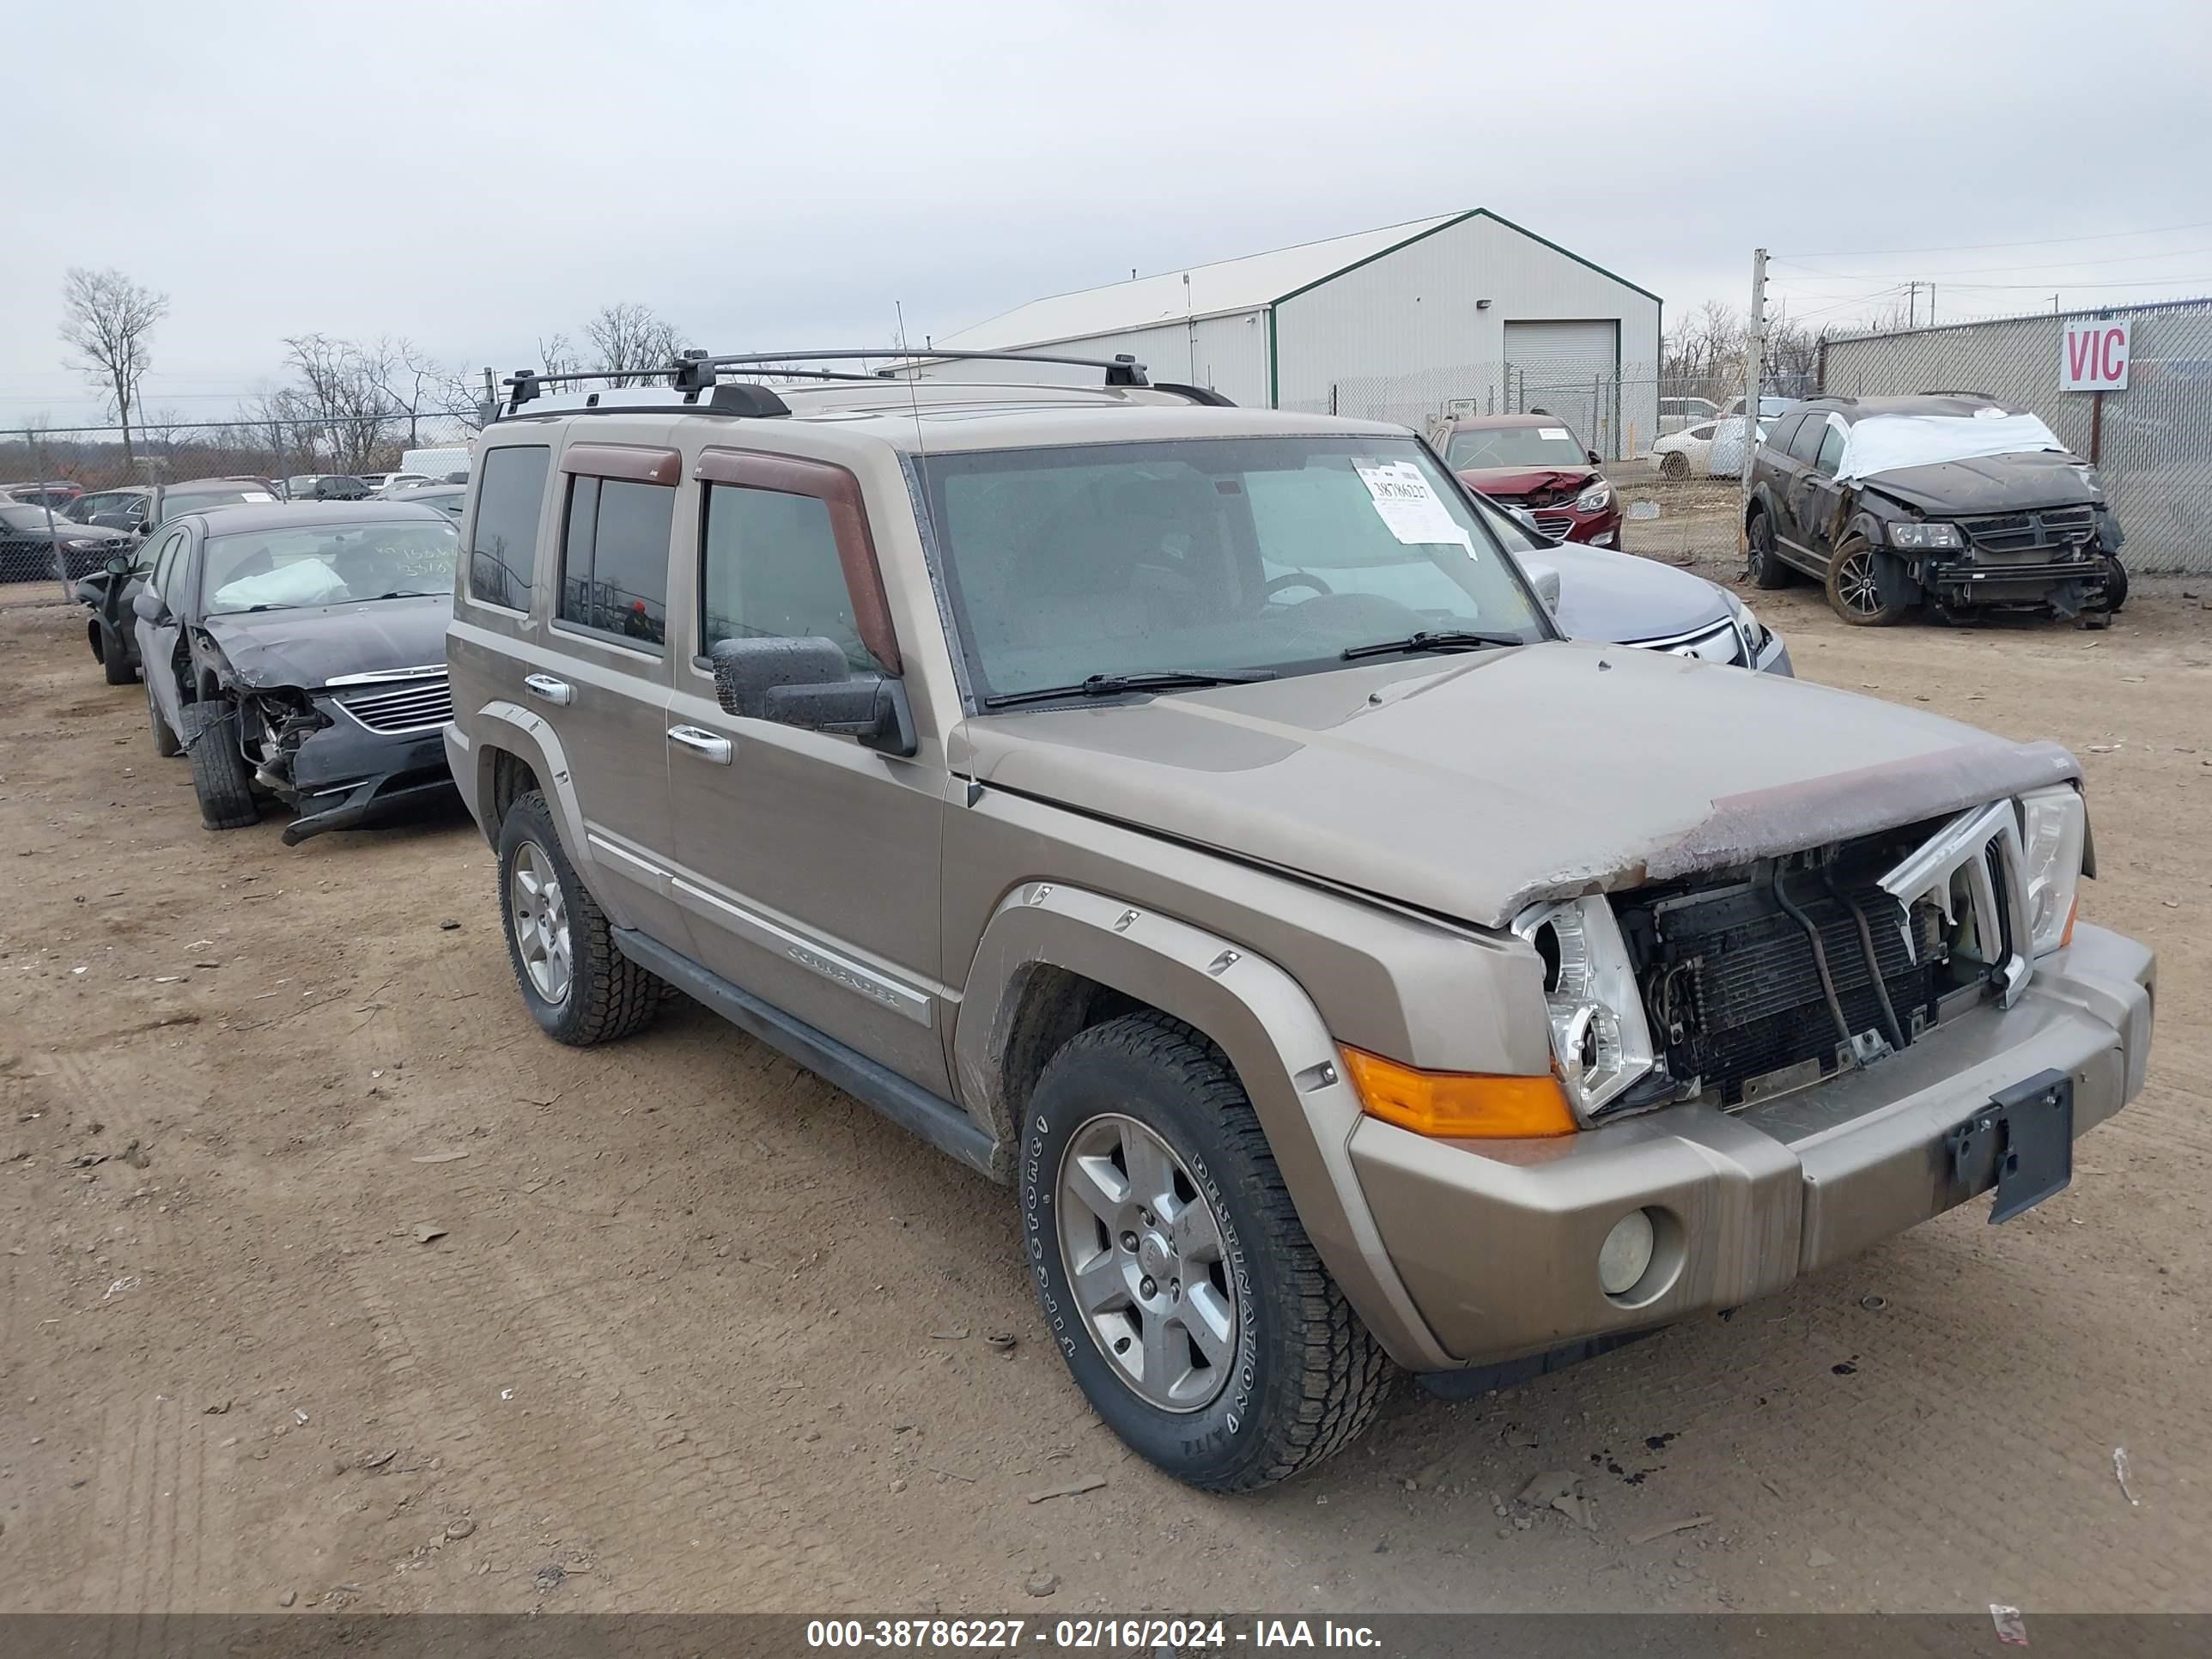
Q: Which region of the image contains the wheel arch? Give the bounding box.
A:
[955,880,1454,1370]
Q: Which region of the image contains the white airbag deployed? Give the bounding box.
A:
[212,560,348,611]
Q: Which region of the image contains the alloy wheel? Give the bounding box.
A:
[509,842,573,1005]
[1834,548,1884,617]
[1055,1113,1238,1413]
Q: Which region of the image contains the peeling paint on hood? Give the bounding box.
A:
[955,641,2079,930]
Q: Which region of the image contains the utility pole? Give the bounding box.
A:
[1742,246,1766,507]
[1928,285,1936,327]
[1907,281,1918,329]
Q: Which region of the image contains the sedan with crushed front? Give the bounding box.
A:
[131,501,460,842]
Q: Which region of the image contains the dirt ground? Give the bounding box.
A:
[1,578,2207,1617]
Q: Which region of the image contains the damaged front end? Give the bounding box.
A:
[232,666,457,844]
[1520,785,2087,1122]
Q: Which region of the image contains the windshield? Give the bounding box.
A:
[200,520,459,615]
[1443,424,1590,470]
[916,436,1548,702]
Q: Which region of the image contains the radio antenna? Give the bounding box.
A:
[893,300,927,457]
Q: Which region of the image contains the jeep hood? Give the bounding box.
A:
[197,594,452,690]
[953,642,2078,930]
[1860,450,2103,515]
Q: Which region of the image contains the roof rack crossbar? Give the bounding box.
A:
[687,348,1153,386]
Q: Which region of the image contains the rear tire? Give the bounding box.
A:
[1019,1012,1394,1491]
[179,702,260,830]
[1745,507,1792,590]
[146,678,182,758]
[1826,536,1911,626]
[495,790,663,1046]
[100,623,135,685]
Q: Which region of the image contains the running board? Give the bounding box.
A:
[610,927,999,1179]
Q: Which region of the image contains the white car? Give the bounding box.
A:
[1659,395,1720,436]
[1652,416,1765,479]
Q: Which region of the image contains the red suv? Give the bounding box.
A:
[1437,414,1620,546]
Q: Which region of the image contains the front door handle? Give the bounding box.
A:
[523,673,574,706]
[667,725,732,764]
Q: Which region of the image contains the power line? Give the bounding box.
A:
[1775,217,2212,260]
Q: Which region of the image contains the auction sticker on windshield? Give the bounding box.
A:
[1538,427,1571,441]
[1353,459,1474,554]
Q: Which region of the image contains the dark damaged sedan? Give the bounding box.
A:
[1745,394,2125,626]
[131,501,460,843]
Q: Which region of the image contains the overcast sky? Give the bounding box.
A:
[7,0,2209,427]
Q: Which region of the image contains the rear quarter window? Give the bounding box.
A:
[467,445,551,611]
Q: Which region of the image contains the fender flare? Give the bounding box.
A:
[460,702,637,927]
[955,879,1455,1371]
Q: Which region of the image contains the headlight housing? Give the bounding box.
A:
[1723,591,1767,655]
[1888,520,1963,550]
[1575,481,1613,514]
[1511,896,1655,1119]
[2017,785,2087,955]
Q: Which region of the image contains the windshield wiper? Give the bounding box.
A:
[1340,629,1526,661]
[367,589,443,600]
[983,669,1276,709]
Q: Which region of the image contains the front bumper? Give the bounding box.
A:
[275,713,455,844]
[1753,629,1793,677]
[1352,922,2153,1369]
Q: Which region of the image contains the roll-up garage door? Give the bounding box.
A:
[1504,320,1620,459]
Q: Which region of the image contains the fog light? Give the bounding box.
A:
[1598,1209,1656,1296]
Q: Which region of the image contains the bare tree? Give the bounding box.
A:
[58,268,170,462]
[281,334,397,471]
[535,332,583,378]
[373,337,449,449]
[582,303,686,387]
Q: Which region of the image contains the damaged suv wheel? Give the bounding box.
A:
[495,791,663,1046]
[179,702,259,830]
[1826,536,1911,627]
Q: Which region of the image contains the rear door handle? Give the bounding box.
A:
[667,725,732,764]
[522,673,574,706]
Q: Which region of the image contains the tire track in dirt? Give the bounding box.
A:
[83,1395,227,1625]
[343,1230,855,1608]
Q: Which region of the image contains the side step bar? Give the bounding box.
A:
[611,927,999,1180]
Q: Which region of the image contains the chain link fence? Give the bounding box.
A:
[1820,297,2212,574]
[1,410,483,607]
[1277,359,1752,571]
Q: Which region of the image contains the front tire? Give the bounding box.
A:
[100,622,135,685]
[1020,1012,1393,1491]
[1659,451,1690,480]
[2100,556,2129,615]
[1826,536,1911,626]
[1746,507,1793,590]
[179,702,258,829]
[495,790,662,1046]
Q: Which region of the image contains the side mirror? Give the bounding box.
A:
[131,588,167,625]
[1510,505,1551,542]
[1588,448,1604,466]
[1523,559,1563,617]
[708,635,916,758]
[104,553,134,578]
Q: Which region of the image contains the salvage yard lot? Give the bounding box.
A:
[2,586,2208,1615]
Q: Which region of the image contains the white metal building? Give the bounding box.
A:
[931,210,1663,457]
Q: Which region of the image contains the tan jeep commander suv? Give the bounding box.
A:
[444,349,2154,1491]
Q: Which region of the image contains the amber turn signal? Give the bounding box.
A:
[1340,1046,1579,1139]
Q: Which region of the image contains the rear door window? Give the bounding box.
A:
[1764,413,1803,457]
[1814,419,1848,477]
[557,476,672,648]
[466,445,551,611]
[1789,416,1829,467]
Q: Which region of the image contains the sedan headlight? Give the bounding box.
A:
[2017,785,2087,955]
[1888,521,1963,550]
[1575,481,1613,514]
[1723,591,1767,654]
[1511,896,1655,1118]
